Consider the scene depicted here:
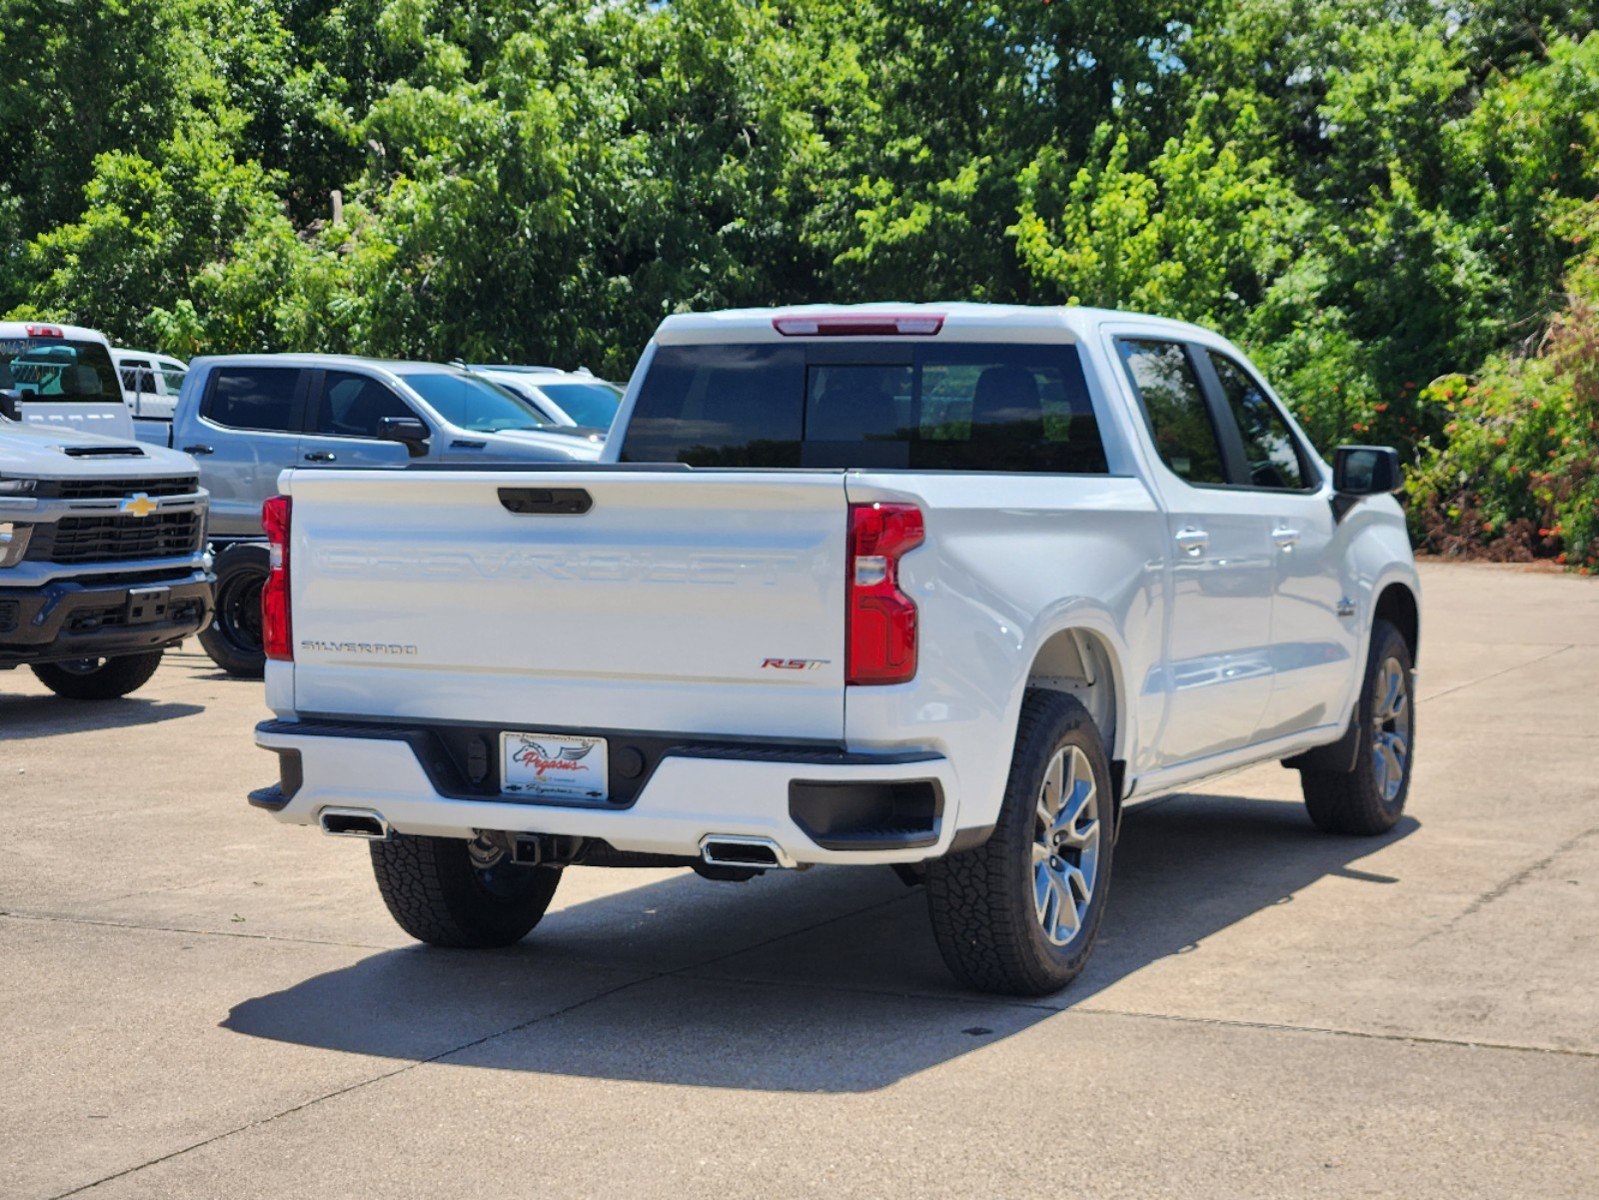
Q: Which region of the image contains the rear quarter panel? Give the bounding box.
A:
[843,472,1168,837]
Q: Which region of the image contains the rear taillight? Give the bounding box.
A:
[24,324,62,338]
[847,502,924,685]
[262,495,292,661]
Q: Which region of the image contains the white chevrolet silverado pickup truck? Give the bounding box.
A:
[252,305,1420,996]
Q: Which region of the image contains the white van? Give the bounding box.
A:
[0,322,136,439]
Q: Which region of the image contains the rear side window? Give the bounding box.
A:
[1207,352,1310,490]
[204,368,301,433]
[621,343,1107,473]
[1117,340,1226,485]
[312,371,415,438]
[622,345,805,466]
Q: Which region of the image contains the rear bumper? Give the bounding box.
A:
[0,570,212,665]
[253,717,963,866]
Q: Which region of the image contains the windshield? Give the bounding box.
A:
[397,371,554,433]
[0,337,121,404]
[537,381,622,428]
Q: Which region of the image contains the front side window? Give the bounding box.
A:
[160,367,186,394]
[1117,340,1227,485]
[203,367,301,432]
[312,371,416,438]
[621,342,1107,473]
[536,381,623,428]
[396,370,552,434]
[0,337,121,404]
[1207,352,1310,490]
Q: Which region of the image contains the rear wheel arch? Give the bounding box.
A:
[1026,626,1123,801]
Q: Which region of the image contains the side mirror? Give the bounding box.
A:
[1333,445,1402,496]
[0,390,18,421]
[379,415,431,458]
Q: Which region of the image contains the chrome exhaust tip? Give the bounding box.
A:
[699,835,791,870]
[319,807,390,841]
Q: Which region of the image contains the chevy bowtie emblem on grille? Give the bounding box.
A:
[120,493,158,518]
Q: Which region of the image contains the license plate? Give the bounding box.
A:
[125,586,171,625]
[500,731,609,801]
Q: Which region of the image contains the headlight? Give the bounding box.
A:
[0,477,35,495]
[0,521,31,567]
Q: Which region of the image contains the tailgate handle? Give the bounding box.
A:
[499,487,592,516]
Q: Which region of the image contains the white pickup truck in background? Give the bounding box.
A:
[252,304,1420,996]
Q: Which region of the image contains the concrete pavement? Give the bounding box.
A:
[1,561,1595,1198]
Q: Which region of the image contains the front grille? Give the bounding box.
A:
[25,511,203,565]
[33,475,199,500]
[0,599,18,634]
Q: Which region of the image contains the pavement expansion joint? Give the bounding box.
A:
[1417,641,1575,703]
[1068,1005,1599,1060]
[1410,823,1599,947]
[36,891,921,1197]
[47,973,659,1200]
[0,908,395,953]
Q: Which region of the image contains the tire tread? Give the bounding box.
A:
[369,834,559,948]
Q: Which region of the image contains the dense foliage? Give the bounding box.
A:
[4,1,1599,567]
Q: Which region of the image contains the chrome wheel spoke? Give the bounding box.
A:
[1034,863,1060,928]
[1379,664,1403,720]
[1066,817,1099,855]
[1053,779,1092,841]
[1388,687,1407,723]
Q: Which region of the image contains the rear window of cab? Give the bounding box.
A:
[620,342,1108,473]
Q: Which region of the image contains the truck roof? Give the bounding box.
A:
[0,321,113,345]
[187,353,473,373]
[652,302,1219,346]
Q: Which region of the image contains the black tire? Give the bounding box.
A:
[1301,619,1415,836]
[30,651,165,700]
[925,689,1115,996]
[199,543,269,678]
[368,833,562,948]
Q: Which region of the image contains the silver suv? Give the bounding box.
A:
[152,354,601,676]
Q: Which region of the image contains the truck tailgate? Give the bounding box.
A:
[283,469,849,740]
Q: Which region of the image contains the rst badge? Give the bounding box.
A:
[500,731,609,801]
[761,658,830,671]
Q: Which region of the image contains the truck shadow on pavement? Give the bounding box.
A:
[0,694,203,740]
[223,794,1416,1093]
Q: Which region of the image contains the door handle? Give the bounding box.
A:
[182,444,213,455]
[1272,525,1301,550]
[303,451,337,463]
[1174,527,1209,557]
